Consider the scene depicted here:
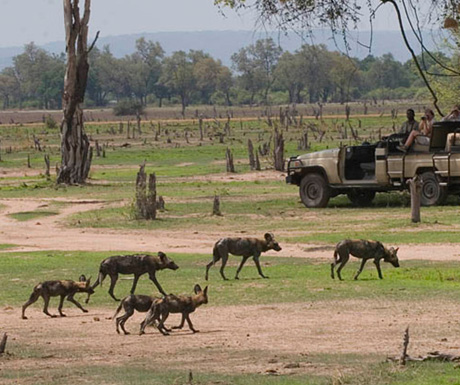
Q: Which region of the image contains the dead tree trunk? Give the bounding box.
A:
[407,175,422,223]
[248,139,256,170]
[146,173,157,220]
[274,128,285,171]
[212,195,222,216]
[0,333,7,355]
[226,147,235,173]
[44,154,50,179]
[57,0,98,184]
[255,152,261,171]
[135,163,157,220]
[199,117,203,141]
[399,327,410,366]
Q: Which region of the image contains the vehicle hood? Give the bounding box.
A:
[297,148,340,160]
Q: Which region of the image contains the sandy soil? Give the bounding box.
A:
[1,298,460,377]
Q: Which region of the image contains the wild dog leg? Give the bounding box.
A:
[185,314,198,333]
[253,255,268,279]
[58,295,67,317]
[374,259,384,279]
[108,274,120,301]
[219,253,229,281]
[130,274,140,294]
[354,258,368,280]
[67,294,88,313]
[42,295,56,318]
[235,256,250,279]
[22,290,41,319]
[336,253,350,281]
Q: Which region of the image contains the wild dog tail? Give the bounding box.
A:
[112,296,127,320]
[333,248,339,263]
[212,240,223,262]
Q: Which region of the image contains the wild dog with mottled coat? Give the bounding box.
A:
[90,252,179,302]
[139,284,208,335]
[22,275,94,319]
[205,233,282,280]
[331,239,400,280]
[112,294,160,335]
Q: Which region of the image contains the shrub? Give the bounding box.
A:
[113,99,144,116]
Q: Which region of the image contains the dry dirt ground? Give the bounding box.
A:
[1,194,460,380]
[1,197,460,260]
[2,299,460,380]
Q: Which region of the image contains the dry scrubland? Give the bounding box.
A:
[1,102,460,385]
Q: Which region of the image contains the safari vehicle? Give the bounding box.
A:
[286,121,460,208]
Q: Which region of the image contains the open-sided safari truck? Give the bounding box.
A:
[286,121,460,208]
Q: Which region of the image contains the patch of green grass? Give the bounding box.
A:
[2,354,460,385]
[2,250,460,308]
[0,243,17,250]
[8,210,59,222]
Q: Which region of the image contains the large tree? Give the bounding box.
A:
[57,0,98,184]
[217,0,460,114]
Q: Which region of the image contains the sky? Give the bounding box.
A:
[0,0,403,48]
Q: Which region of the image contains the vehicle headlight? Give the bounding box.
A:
[290,160,302,168]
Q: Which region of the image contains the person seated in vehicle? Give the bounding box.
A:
[397,108,434,152]
[442,105,460,121]
[399,108,419,134]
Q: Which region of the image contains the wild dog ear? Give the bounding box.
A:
[203,286,208,296]
[264,233,274,241]
[79,274,86,282]
[158,252,167,261]
[86,276,92,287]
[395,247,399,254]
[194,284,202,294]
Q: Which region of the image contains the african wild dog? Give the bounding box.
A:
[205,233,282,281]
[139,284,208,336]
[112,294,160,335]
[89,252,179,302]
[22,275,94,319]
[331,239,400,281]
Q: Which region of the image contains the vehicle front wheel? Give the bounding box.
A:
[420,171,447,206]
[300,173,330,208]
[347,189,376,207]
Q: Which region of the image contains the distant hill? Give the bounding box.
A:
[0,29,439,70]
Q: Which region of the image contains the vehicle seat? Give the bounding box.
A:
[445,133,460,152]
[360,163,375,172]
[412,135,430,152]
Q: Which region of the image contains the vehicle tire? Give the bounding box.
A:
[299,173,330,208]
[420,171,447,206]
[347,189,376,207]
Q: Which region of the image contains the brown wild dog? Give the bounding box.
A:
[139,284,208,336]
[112,294,160,335]
[22,275,94,319]
[89,252,179,302]
[331,239,400,281]
[205,233,282,281]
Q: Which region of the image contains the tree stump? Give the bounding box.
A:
[226,148,235,173]
[255,152,261,171]
[274,128,285,171]
[199,117,203,141]
[44,154,50,179]
[248,139,256,170]
[0,333,7,355]
[157,196,165,211]
[135,163,157,220]
[407,175,422,223]
[212,195,222,216]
